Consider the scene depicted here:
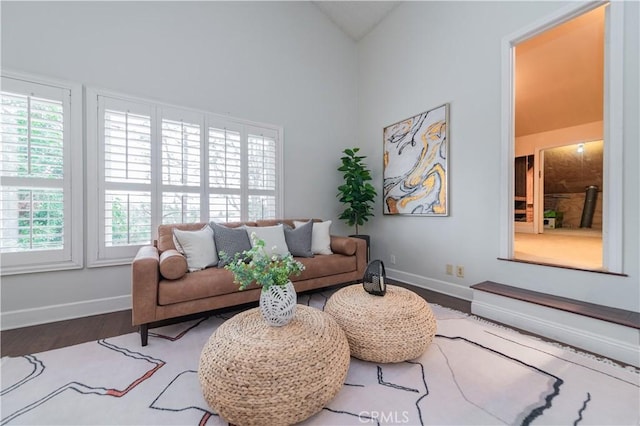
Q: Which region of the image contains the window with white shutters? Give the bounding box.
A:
[161,115,202,224]
[247,132,277,220]
[209,127,241,189]
[104,109,152,184]
[102,103,153,251]
[209,193,242,222]
[208,126,242,222]
[0,73,83,274]
[162,192,200,224]
[162,118,200,187]
[87,89,282,266]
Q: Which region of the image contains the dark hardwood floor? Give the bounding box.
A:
[1,310,137,358]
[0,280,468,358]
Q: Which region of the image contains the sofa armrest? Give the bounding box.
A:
[330,236,357,255]
[131,245,160,326]
[331,235,367,277]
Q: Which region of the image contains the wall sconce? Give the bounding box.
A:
[577,143,584,153]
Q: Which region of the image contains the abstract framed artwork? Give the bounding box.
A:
[383,103,449,216]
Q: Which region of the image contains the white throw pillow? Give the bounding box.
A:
[245,224,290,258]
[295,220,332,255]
[173,225,218,272]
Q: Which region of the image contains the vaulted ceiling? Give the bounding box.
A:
[313,2,604,139]
[312,1,400,41]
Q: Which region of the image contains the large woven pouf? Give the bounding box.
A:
[198,305,350,426]
[325,284,437,363]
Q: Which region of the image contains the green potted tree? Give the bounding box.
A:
[337,147,377,261]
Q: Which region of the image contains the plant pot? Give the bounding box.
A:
[259,281,297,326]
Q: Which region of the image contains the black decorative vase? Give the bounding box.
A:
[363,259,386,296]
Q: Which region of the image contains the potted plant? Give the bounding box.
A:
[337,147,377,260]
[220,234,304,326]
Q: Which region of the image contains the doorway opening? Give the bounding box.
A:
[506,3,617,272]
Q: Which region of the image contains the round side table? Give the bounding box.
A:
[198,305,350,426]
[325,284,437,363]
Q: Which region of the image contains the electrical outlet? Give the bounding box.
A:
[456,265,465,278]
[390,254,396,265]
[446,264,453,275]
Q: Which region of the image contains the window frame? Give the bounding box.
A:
[86,88,283,267]
[0,70,83,275]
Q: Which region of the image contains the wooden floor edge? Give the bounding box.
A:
[471,281,640,330]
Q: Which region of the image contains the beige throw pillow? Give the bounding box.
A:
[295,220,332,255]
[173,225,218,272]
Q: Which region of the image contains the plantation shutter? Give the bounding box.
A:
[101,100,153,248]
[247,130,278,220]
[0,73,82,274]
[161,115,202,224]
[1,91,66,253]
[88,88,282,266]
[208,126,242,222]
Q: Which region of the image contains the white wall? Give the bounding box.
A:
[358,1,639,312]
[3,1,638,335]
[0,1,358,328]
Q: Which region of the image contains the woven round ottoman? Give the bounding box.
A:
[198,305,350,426]
[325,284,437,363]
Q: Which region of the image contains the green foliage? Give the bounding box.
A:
[17,190,64,249]
[220,233,305,291]
[337,147,377,235]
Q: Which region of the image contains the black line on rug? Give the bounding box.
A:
[317,290,330,311]
[149,369,217,424]
[1,341,165,425]
[433,342,507,424]
[406,359,429,426]
[1,381,109,425]
[322,407,380,426]
[436,334,564,426]
[149,317,210,342]
[483,330,640,387]
[0,355,45,396]
[377,366,420,393]
[98,339,165,366]
[299,290,330,310]
[573,392,591,425]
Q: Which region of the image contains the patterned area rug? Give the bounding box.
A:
[2,290,639,425]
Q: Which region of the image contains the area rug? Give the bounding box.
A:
[2,290,638,425]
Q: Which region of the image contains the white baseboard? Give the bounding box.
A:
[387,268,473,301]
[1,295,131,331]
[472,291,640,368]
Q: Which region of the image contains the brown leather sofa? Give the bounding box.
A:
[131,219,367,345]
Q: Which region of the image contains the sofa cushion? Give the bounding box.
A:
[295,220,332,255]
[245,224,289,257]
[211,222,252,267]
[293,253,357,281]
[158,267,252,305]
[159,249,188,280]
[284,220,314,258]
[173,225,218,271]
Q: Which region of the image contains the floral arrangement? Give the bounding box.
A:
[220,233,305,291]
